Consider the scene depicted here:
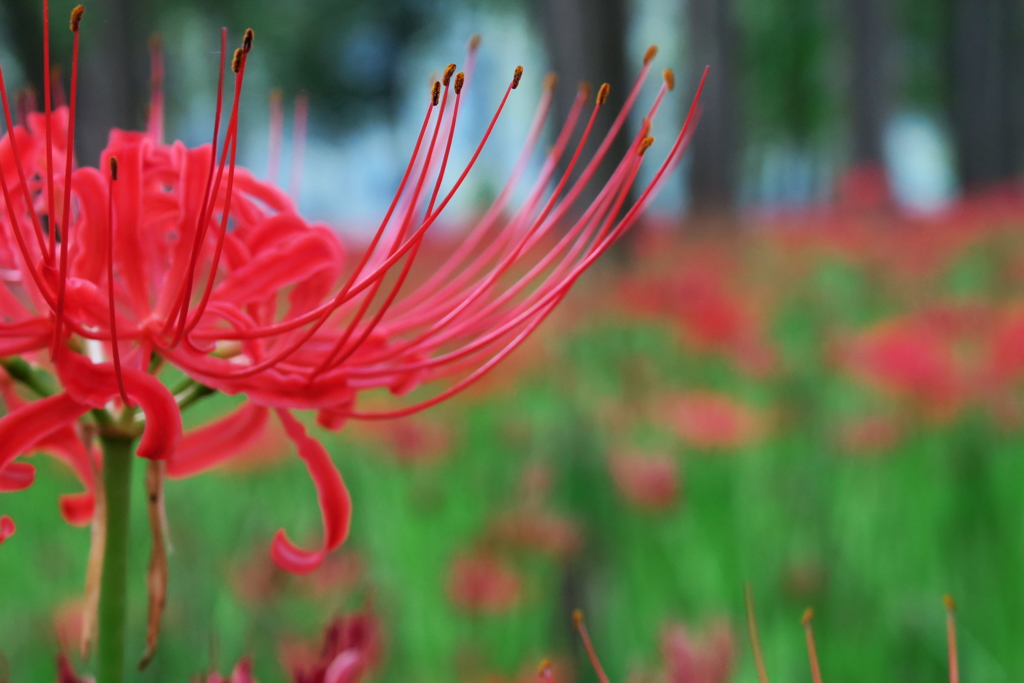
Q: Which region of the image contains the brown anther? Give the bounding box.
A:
[443,63,457,86]
[431,81,441,106]
[638,136,655,156]
[70,5,84,32]
[537,659,551,674]
[109,157,118,181]
[454,72,466,95]
[643,45,658,64]
[543,72,558,91]
[596,83,610,105]
[944,594,956,610]
[149,34,162,51]
[468,34,482,51]
[579,82,591,100]
[664,68,675,90]
[512,65,524,89]
[242,28,255,53]
[231,48,243,73]
[572,608,584,629]
[801,607,814,625]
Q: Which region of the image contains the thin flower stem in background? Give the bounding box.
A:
[96,435,135,683]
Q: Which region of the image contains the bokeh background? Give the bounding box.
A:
[2,0,1024,681]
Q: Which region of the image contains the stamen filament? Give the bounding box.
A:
[745,583,771,683]
[945,595,959,683]
[573,610,611,683]
[802,608,823,683]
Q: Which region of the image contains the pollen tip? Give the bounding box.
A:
[578,81,591,99]
[638,136,655,156]
[454,72,465,95]
[596,82,610,105]
[70,5,84,32]
[643,44,658,64]
[944,594,956,611]
[443,63,457,86]
[468,34,482,51]
[431,81,441,106]
[572,609,584,629]
[109,157,118,181]
[537,659,550,674]
[801,608,814,625]
[663,68,675,90]
[512,65,524,89]
[543,72,558,91]
[231,48,243,73]
[242,28,255,53]
[149,33,162,50]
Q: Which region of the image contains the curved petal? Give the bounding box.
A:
[270,409,351,574]
[0,515,14,545]
[324,650,364,683]
[0,461,35,492]
[59,492,95,527]
[55,352,182,461]
[167,403,269,478]
[0,392,91,474]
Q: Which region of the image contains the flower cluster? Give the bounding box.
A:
[0,5,704,575]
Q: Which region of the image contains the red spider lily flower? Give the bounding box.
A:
[608,449,680,511]
[282,611,380,683]
[839,317,966,420]
[661,620,735,683]
[447,552,524,614]
[0,4,706,585]
[201,659,258,683]
[662,391,765,450]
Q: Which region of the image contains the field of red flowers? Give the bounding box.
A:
[6,187,1024,681]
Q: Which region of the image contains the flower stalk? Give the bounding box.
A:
[96,433,135,683]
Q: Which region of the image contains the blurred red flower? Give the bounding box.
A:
[608,450,680,511]
[447,552,523,614]
[663,391,765,450]
[661,620,735,683]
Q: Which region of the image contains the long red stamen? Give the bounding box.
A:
[51,5,84,355]
[182,66,527,355]
[802,609,823,683]
[573,610,611,683]
[267,88,283,183]
[42,0,57,262]
[180,35,251,339]
[289,93,308,198]
[945,595,959,683]
[147,34,165,142]
[107,157,130,407]
[745,583,771,683]
[313,69,461,375]
[0,67,53,290]
[164,27,228,345]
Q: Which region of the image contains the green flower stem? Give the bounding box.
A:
[97,434,135,683]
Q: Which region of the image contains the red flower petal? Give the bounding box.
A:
[0,515,14,545]
[167,403,269,478]
[270,409,351,574]
[0,392,90,475]
[55,352,182,460]
[0,461,35,492]
[59,492,96,526]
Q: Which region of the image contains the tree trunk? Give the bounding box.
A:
[844,0,890,167]
[532,0,631,216]
[947,0,1024,191]
[686,0,739,218]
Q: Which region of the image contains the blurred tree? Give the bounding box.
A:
[532,0,631,216]
[843,0,891,170]
[947,0,1024,192]
[687,0,740,218]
